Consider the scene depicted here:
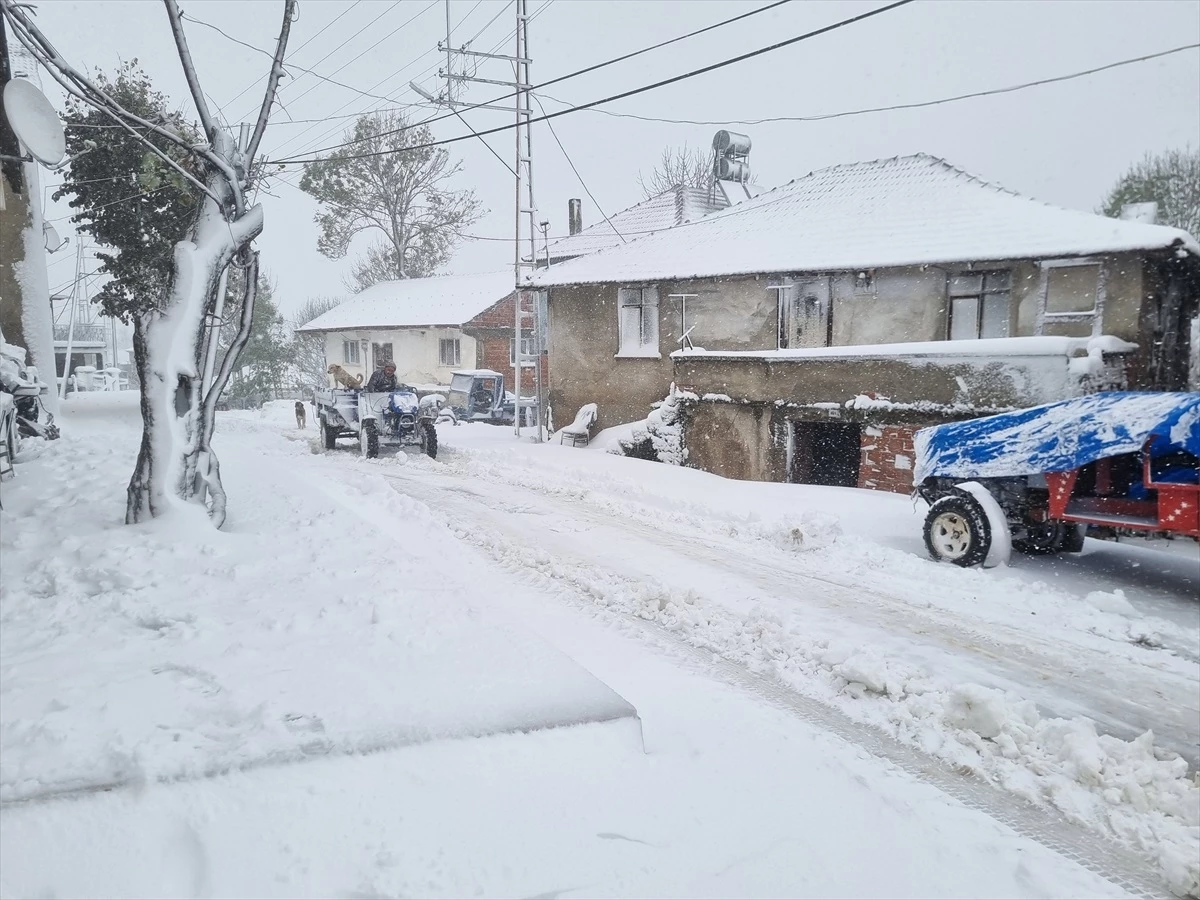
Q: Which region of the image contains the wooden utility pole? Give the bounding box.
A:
[0,11,32,350]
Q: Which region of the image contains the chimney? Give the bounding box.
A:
[568,198,582,235]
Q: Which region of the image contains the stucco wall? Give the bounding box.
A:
[321,327,476,387]
[547,253,1156,433]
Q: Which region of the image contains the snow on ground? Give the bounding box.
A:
[0,397,1197,897]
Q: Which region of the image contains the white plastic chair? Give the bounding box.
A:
[558,403,597,447]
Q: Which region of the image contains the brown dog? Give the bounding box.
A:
[295,401,306,429]
[327,363,363,389]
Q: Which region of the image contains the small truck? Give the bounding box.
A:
[314,385,440,459]
[914,391,1199,567]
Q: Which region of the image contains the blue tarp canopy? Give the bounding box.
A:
[914,392,1200,482]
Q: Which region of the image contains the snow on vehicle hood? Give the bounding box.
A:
[914,391,1200,481]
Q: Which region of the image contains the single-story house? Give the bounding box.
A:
[456,187,733,398]
[532,153,1199,493]
[297,271,515,388]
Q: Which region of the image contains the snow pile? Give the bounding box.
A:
[1085,589,1142,617]
[613,385,687,465]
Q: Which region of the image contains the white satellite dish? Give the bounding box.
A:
[43,221,64,253]
[3,79,66,167]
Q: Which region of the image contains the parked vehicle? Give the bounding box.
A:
[314,386,439,459]
[914,392,1200,566]
[445,369,537,426]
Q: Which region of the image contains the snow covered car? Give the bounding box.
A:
[913,392,1200,567]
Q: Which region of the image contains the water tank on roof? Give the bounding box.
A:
[716,157,751,183]
[712,130,752,156]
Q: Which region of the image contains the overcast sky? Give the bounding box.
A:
[27,0,1200,319]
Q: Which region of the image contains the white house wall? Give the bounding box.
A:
[322,328,476,387]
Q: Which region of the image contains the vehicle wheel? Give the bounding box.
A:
[362,420,379,459]
[923,492,991,567]
[1059,522,1086,554]
[1013,521,1064,555]
[420,421,438,459]
[321,416,337,450]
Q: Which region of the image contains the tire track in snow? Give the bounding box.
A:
[356,470,1175,900]
[383,461,1199,769]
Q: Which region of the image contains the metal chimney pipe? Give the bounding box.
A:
[568,198,582,235]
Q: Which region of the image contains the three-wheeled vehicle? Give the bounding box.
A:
[313,385,439,459]
[914,392,1200,566]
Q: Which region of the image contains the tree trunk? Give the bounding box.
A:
[125,142,263,526]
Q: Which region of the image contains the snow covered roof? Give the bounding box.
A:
[532,154,1199,287]
[298,272,514,332]
[545,185,727,261]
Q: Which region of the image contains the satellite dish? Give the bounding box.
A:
[43,221,64,253]
[3,79,66,167]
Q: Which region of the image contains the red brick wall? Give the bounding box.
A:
[464,291,547,394]
[858,424,917,494]
[477,336,546,394]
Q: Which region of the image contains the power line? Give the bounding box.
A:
[273,0,915,165]
[254,0,440,119]
[531,93,623,242]
[266,0,520,176]
[290,0,795,159]
[537,41,1200,127]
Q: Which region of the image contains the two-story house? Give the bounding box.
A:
[532,154,1199,493]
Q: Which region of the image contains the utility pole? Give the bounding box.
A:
[438,0,544,442]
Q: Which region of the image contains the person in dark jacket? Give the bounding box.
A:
[365,361,398,393]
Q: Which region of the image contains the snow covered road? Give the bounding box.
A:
[380,455,1200,770]
[2,397,1198,898]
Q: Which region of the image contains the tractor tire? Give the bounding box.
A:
[923,492,991,567]
[362,420,379,459]
[421,421,438,459]
[322,416,337,450]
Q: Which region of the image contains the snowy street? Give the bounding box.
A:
[1,396,1197,898]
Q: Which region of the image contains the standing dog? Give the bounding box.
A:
[327,364,363,389]
[295,401,306,429]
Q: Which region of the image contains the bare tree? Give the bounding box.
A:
[637,144,712,200]
[299,110,483,292]
[3,0,297,527]
[290,295,340,390]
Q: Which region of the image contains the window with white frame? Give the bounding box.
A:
[509,336,536,365]
[617,286,659,355]
[948,270,1011,340]
[439,338,461,367]
[342,340,360,365]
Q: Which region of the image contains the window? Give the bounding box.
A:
[1045,263,1100,314]
[617,286,659,355]
[774,278,830,349]
[342,341,360,365]
[372,342,393,367]
[509,336,536,366]
[439,338,461,367]
[948,271,1011,340]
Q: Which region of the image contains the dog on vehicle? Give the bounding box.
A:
[295,401,306,429]
[327,363,363,389]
